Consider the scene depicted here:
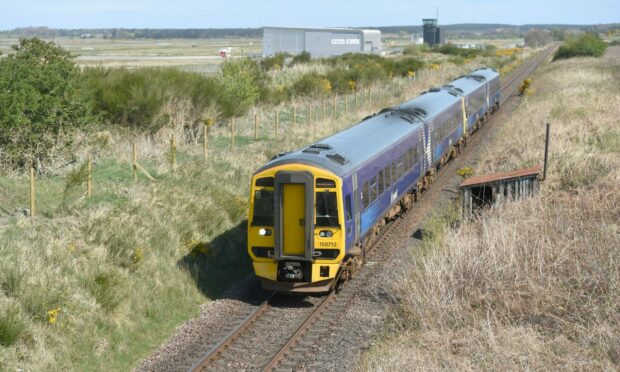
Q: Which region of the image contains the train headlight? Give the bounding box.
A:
[319,230,333,238]
[258,228,272,236]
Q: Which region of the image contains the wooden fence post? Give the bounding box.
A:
[344,95,348,113]
[170,134,176,170]
[333,96,337,119]
[230,118,235,148]
[203,122,208,159]
[322,99,326,121]
[275,111,279,137]
[87,154,92,198]
[132,143,137,182]
[254,113,258,140]
[29,165,35,217]
[292,106,297,126]
[354,91,358,113]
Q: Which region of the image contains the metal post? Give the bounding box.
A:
[29,165,35,217]
[542,123,550,181]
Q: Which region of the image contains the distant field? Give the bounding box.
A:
[0,37,262,73]
[1,35,525,74]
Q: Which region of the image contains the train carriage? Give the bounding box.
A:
[248,68,500,294]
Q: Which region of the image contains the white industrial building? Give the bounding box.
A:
[262,27,382,57]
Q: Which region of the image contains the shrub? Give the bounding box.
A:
[403,44,429,55]
[85,67,221,132]
[433,43,480,58]
[260,52,289,71]
[291,73,331,97]
[553,32,608,60]
[291,51,312,65]
[217,58,262,118]
[0,38,99,167]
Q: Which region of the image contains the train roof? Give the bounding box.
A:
[398,88,461,120]
[256,67,499,178]
[257,111,423,177]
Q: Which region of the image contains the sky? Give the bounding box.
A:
[0,0,618,30]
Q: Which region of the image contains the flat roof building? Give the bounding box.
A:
[262,27,381,57]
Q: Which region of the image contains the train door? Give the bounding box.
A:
[274,171,314,262]
[282,184,305,256]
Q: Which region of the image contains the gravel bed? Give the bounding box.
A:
[135,277,270,372]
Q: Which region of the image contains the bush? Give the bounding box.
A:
[553,32,608,60]
[433,43,480,58]
[291,73,332,97]
[85,68,221,132]
[291,51,312,65]
[260,52,288,71]
[0,38,99,167]
[403,44,429,56]
[217,58,262,118]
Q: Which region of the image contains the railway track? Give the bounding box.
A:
[188,45,556,372]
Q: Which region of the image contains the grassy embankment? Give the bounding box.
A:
[359,53,620,369]
[0,48,532,370]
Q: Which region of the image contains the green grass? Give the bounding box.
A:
[0,306,25,347]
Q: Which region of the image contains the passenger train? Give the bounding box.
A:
[247,68,501,293]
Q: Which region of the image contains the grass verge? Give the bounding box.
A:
[358,54,620,370]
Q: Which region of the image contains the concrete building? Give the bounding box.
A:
[262,27,381,57]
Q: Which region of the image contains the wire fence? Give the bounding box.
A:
[0,60,501,221]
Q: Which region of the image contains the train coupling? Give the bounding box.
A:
[279,261,304,281]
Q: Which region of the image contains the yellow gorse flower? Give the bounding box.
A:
[47,308,61,325]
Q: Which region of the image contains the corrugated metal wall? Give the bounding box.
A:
[263,28,380,57]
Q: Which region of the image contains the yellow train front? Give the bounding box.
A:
[248,161,345,293]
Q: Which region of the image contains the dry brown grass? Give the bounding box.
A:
[359,56,620,370]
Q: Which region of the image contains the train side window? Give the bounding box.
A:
[407,148,414,169]
[362,181,369,209]
[345,194,352,221]
[252,189,274,226]
[378,170,385,195]
[384,166,391,189]
[397,156,405,179]
[370,175,378,202]
[391,162,397,184]
[316,191,339,227]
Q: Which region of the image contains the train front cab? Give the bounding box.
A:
[248,164,345,293]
